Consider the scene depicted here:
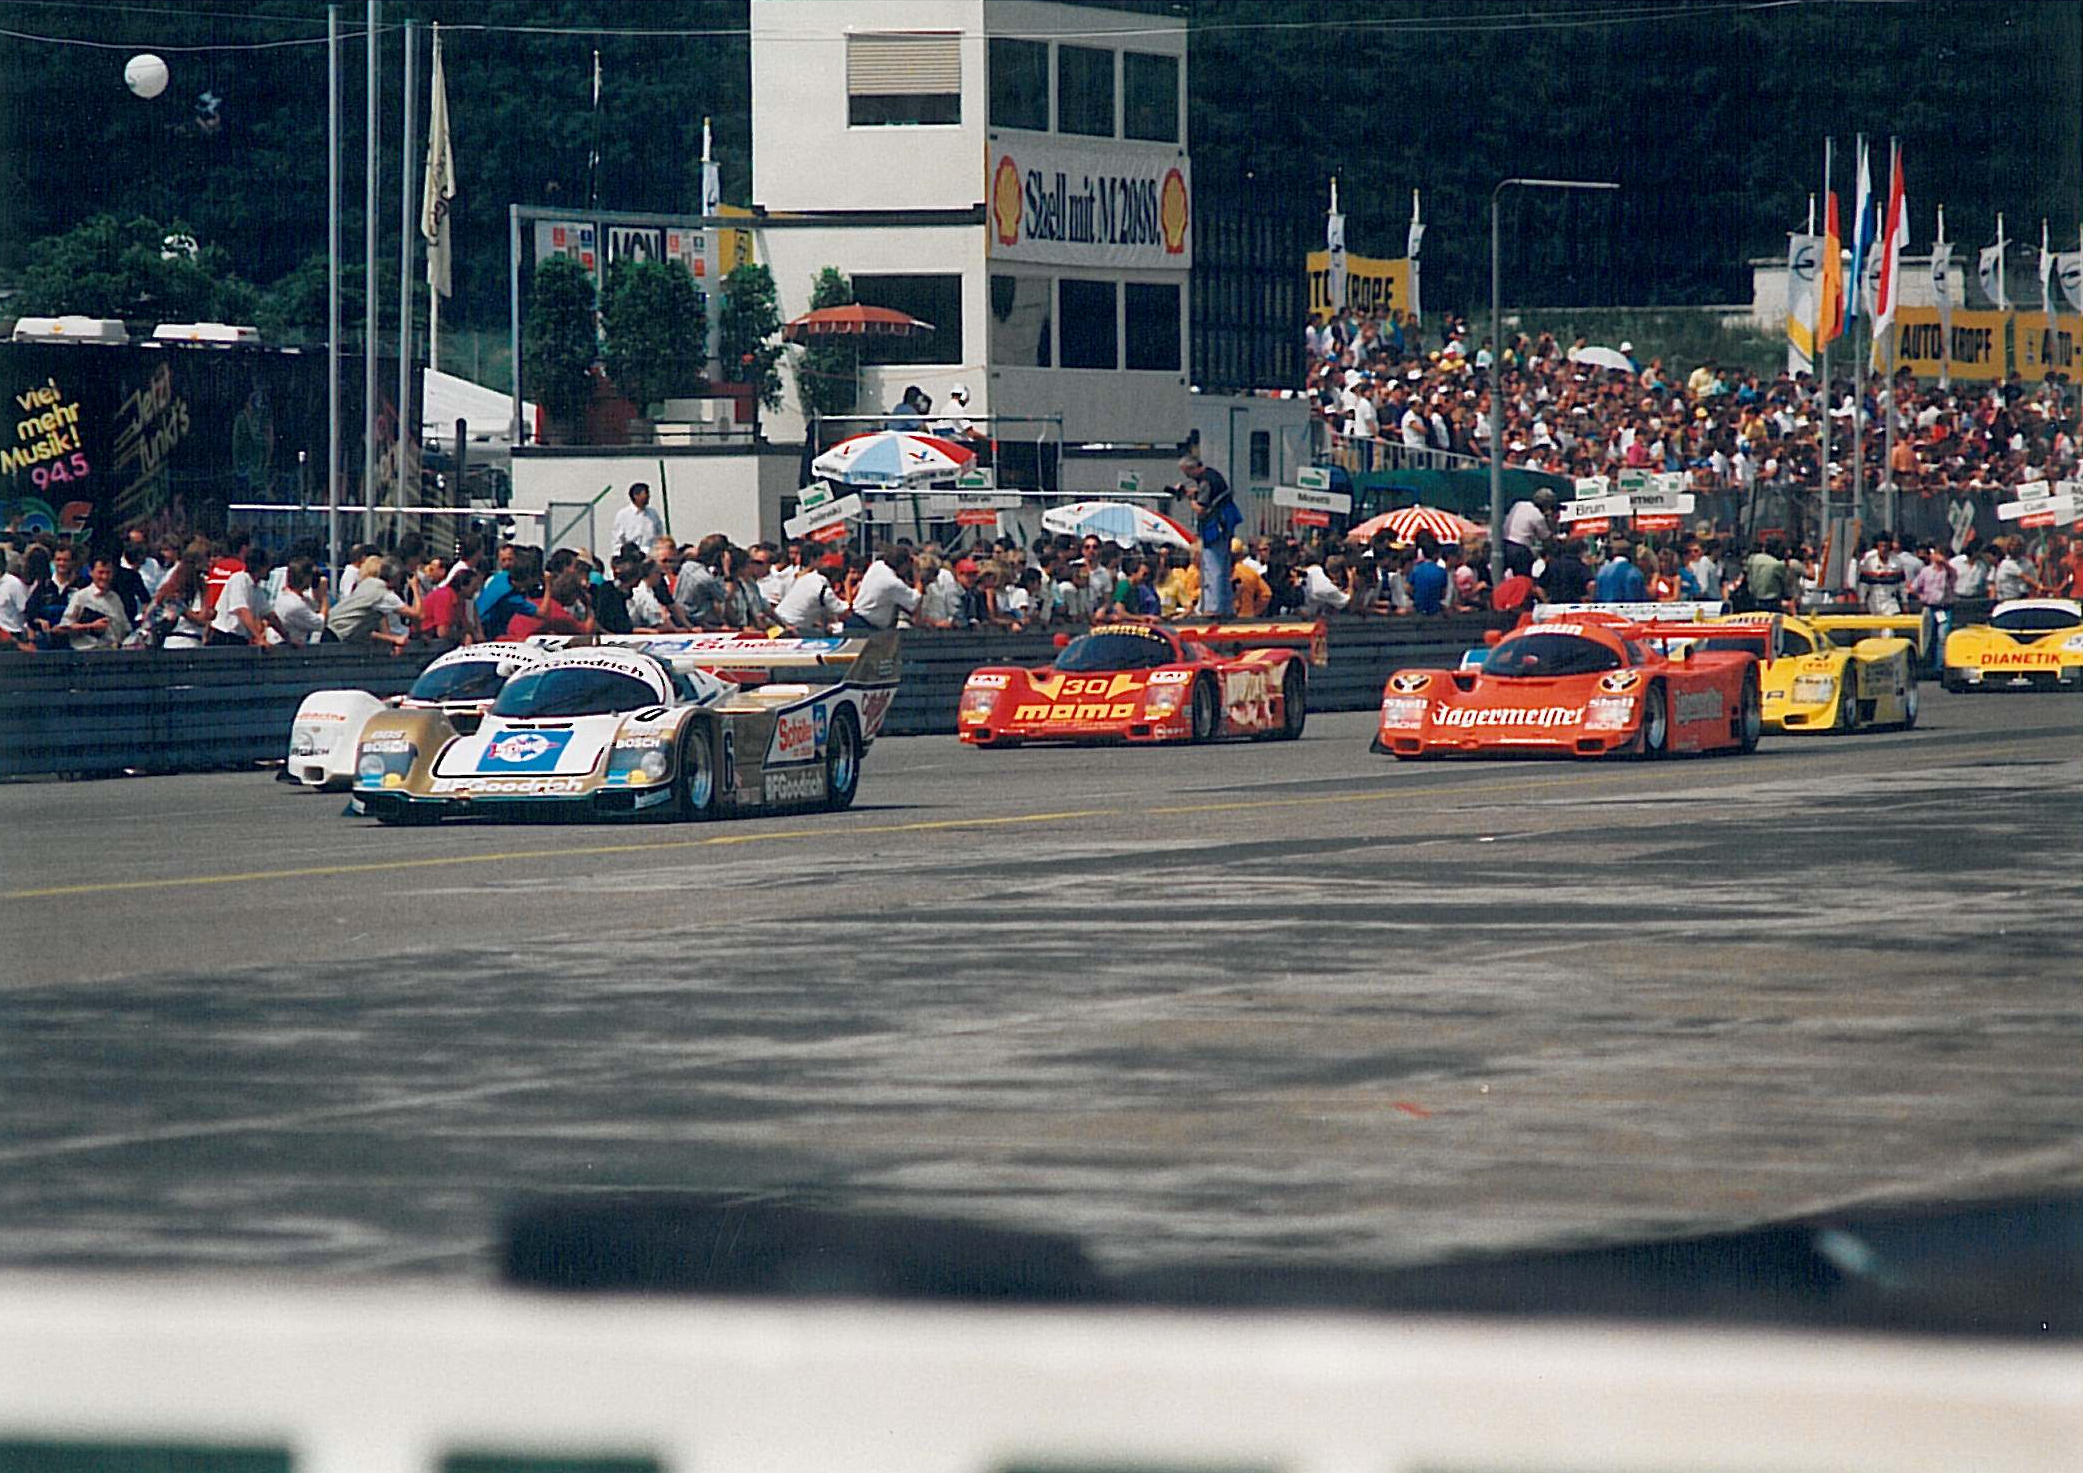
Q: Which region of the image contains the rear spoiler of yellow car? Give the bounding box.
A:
[1808,612,1928,655]
[1168,619,1330,666]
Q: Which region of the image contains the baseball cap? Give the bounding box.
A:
[955,557,980,574]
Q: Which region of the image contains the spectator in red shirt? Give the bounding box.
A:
[419,565,482,644]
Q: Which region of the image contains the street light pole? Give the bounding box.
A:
[1489,177,1619,587]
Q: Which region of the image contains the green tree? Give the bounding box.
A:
[600,258,707,414]
[718,261,784,408]
[254,252,366,346]
[796,266,858,421]
[12,214,255,325]
[523,254,599,424]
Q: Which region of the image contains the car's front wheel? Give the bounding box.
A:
[1274,663,1306,740]
[1835,676,1860,733]
[1900,677,1920,730]
[1736,669,1762,753]
[1189,677,1218,743]
[676,724,717,821]
[1638,681,1669,758]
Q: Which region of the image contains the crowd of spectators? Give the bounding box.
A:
[1305,307,2081,508]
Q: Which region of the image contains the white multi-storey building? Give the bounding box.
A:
[749,0,1193,494]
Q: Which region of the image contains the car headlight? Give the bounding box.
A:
[1791,674,1837,703]
[291,727,317,756]
[2064,633,2083,653]
[1142,684,1187,719]
[958,687,999,723]
[354,738,416,788]
[1583,696,1636,730]
[607,738,673,785]
[1379,696,1428,728]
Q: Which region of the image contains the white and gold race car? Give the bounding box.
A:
[349,633,901,825]
[1941,599,2083,692]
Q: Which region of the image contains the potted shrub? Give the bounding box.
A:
[601,258,707,439]
[522,255,598,444]
[718,261,784,435]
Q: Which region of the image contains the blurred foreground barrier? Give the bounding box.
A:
[0,616,1513,778]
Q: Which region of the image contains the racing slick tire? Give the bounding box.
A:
[1900,677,1920,730]
[1736,669,1762,754]
[1189,676,1219,744]
[373,801,438,827]
[824,707,862,811]
[675,723,718,821]
[1834,677,1860,734]
[1266,663,1307,741]
[1638,681,1669,759]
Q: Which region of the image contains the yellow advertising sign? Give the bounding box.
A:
[1888,306,2006,382]
[2012,312,2083,377]
[1306,250,1413,319]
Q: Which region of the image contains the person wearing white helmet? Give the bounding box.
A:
[934,382,983,440]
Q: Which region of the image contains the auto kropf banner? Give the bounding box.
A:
[1885,307,2006,382]
[1305,251,1414,320]
[987,138,1191,270]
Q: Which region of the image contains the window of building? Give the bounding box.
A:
[846,33,961,127]
[1058,278,1118,369]
[989,274,1052,368]
[851,274,964,365]
[1122,52,1179,142]
[1123,281,1180,371]
[1056,45,1114,137]
[989,37,1049,130]
[1249,430,1271,482]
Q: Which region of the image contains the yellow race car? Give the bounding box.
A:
[1941,599,2083,692]
[1698,613,1919,732]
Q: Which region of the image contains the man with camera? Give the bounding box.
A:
[1174,453,1240,617]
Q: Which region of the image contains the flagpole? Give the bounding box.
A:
[1936,204,1950,392]
[425,23,444,372]
[363,0,380,552]
[397,18,415,524]
[1882,138,1898,535]
[1851,135,1867,535]
[327,3,341,579]
[1818,137,1832,559]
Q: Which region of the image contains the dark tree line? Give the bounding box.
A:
[2,0,2074,335]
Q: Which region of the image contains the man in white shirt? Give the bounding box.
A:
[1301,555,1351,616]
[1501,489,1555,575]
[773,558,847,632]
[0,557,32,651]
[208,545,282,646]
[916,555,964,627]
[1993,545,2036,600]
[55,554,132,650]
[610,483,666,554]
[272,559,328,644]
[849,548,920,630]
[1401,401,1429,450]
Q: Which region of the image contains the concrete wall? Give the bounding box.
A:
[1747,253,1965,332]
[512,447,802,549]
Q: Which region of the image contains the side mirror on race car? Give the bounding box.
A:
[1053,633,1071,649]
[1483,629,1504,647]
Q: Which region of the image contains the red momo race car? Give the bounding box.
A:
[1373,614,1763,760]
[959,620,1327,746]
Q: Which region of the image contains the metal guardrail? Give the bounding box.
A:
[0,617,1515,779]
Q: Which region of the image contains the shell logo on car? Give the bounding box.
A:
[1598,670,1643,693]
[1390,671,1432,694]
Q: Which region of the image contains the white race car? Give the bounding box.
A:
[349,632,902,824]
[285,643,555,790]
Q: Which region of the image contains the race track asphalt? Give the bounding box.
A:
[1,688,2079,1279]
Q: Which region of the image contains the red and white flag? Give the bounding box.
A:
[1871,139,1907,335]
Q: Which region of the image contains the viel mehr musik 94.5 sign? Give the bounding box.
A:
[988,138,1191,270]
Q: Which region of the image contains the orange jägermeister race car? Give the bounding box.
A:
[1374,612,1763,760]
[958,620,1326,747]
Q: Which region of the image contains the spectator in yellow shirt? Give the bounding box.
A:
[1231,545,1272,618]
[1155,549,1201,617]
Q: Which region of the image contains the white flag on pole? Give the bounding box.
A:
[1406,188,1423,325]
[2060,251,2083,316]
[1978,215,2007,309]
[2039,219,2055,322]
[1325,178,1346,316]
[1786,233,1822,373]
[421,24,455,298]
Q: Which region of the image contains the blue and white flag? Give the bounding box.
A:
[1844,138,1874,326]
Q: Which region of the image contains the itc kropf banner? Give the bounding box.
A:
[987,137,1191,270]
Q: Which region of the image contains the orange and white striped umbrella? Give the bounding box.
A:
[1348,504,1480,546]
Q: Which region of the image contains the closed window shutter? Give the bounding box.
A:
[846,33,960,96]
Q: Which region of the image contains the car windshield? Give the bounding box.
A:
[491,667,658,718]
[1482,632,1622,677]
[1055,630,1177,671]
[1992,606,2080,633]
[408,659,512,705]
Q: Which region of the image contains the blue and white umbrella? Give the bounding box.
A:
[1041,500,1194,549]
[810,430,975,488]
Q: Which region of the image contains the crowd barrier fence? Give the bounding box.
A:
[0,617,1526,780]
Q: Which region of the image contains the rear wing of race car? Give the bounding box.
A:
[1168,619,1330,666]
[551,632,902,687]
[1808,612,1928,656]
[1627,617,1776,659]
[1534,600,1725,623]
